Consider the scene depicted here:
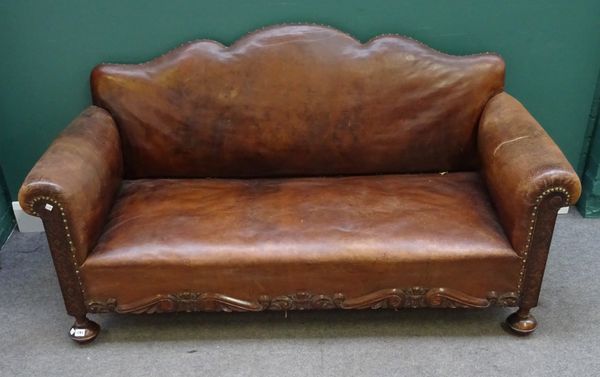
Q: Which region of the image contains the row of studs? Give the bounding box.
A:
[100,22,500,68]
[517,187,571,295]
[29,196,85,298]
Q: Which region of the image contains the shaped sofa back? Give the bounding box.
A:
[91,25,505,178]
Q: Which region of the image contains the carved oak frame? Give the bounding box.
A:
[28,185,568,341]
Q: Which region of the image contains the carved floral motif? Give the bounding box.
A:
[86,287,518,314]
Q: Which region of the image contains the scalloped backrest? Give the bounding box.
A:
[91,25,505,178]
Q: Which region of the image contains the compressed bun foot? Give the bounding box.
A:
[69,316,100,344]
[506,308,537,335]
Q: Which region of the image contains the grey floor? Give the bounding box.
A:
[0,210,599,377]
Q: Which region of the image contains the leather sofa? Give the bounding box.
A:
[19,25,581,343]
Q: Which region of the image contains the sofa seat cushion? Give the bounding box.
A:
[81,172,521,309]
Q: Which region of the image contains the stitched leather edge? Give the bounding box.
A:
[97,23,503,67]
[28,196,85,314]
[516,187,570,296]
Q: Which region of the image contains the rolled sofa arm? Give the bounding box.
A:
[18,106,123,265]
[478,92,581,255]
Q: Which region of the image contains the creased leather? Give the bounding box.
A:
[478,92,581,255]
[18,107,123,264]
[91,25,504,178]
[81,172,521,304]
[19,26,580,317]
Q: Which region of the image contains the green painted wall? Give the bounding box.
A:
[577,70,600,217]
[1,1,599,200]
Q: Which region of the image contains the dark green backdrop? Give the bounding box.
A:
[1,0,599,200]
[578,71,600,217]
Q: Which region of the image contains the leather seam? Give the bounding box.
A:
[28,196,86,299]
[516,187,570,296]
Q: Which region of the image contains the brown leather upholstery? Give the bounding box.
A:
[91,25,504,178]
[19,107,122,264]
[81,172,520,305]
[17,26,580,339]
[479,93,581,255]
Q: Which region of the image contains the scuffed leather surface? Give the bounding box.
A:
[81,172,521,304]
[19,107,123,264]
[92,25,504,179]
[479,93,581,255]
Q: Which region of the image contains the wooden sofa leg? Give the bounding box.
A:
[506,307,537,335]
[68,315,100,344]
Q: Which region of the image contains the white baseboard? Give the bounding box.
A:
[12,201,44,232]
